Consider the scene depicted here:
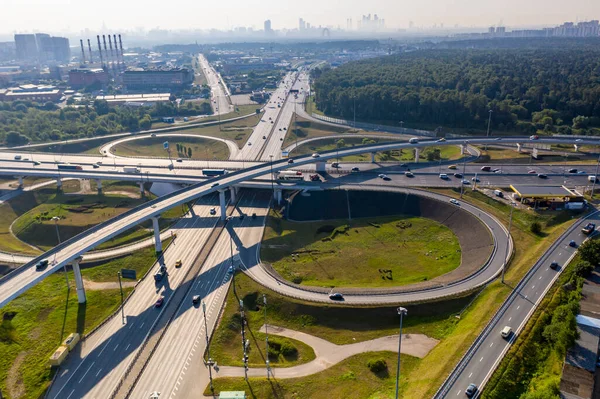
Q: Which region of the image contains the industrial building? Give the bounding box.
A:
[95,93,171,106]
[69,68,109,88]
[122,68,193,90]
[0,84,62,102]
[14,33,70,62]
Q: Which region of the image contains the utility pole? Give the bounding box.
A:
[460,141,468,198]
[52,216,69,290]
[117,271,125,324]
[395,307,408,399]
[399,121,404,133]
[202,301,214,393]
[269,155,275,201]
[240,299,249,381]
[353,96,356,128]
[484,109,493,151]
[263,294,271,379]
[591,151,600,199]
[502,204,515,283]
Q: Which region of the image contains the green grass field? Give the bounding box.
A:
[111,136,230,160]
[262,213,461,288]
[207,351,418,399]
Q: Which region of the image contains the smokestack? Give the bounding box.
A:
[97,35,104,67]
[108,34,114,63]
[118,34,125,70]
[80,40,86,64]
[112,34,120,68]
[87,39,93,63]
[102,35,108,59]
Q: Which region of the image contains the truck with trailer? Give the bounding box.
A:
[277,171,304,181]
[123,166,141,173]
[57,164,83,170]
[202,169,227,177]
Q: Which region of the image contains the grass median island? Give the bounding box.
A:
[261,213,461,288]
[0,239,165,398]
[206,351,419,399]
[111,136,230,160]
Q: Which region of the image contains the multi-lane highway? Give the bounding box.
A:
[435,211,600,398]
[198,54,232,116]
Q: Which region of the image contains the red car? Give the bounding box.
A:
[155,297,164,308]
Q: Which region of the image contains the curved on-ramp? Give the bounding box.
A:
[241,185,511,305]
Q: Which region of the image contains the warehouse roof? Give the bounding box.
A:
[510,185,579,198]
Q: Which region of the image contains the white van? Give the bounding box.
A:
[409,138,419,144]
[589,175,598,183]
[501,326,512,339]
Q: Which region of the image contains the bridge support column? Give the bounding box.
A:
[219,189,227,221]
[574,144,579,152]
[95,179,102,194]
[370,153,376,163]
[414,148,420,163]
[151,216,162,253]
[230,186,236,203]
[17,176,23,187]
[72,256,86,304]
[460,145,466,155]
[274,189,282,205]
[56,177,62,189]
[315,161,326,172]
[516,143,522,153]
[139,182,144,196]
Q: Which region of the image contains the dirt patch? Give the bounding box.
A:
[83,278,136,291]
[7,351,28,399]
[104,190,140,199]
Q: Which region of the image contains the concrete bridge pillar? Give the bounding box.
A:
[56,177,62,189]
[17,176,23,187]
[574,144,579,152]
[151,216,162,253]
[230,186,237,203]
[460,145,466,155]
[414,148,420,163]
[219,189,227,220]
[95,179,102,194]
[516,143,522,153]
[138,182,144,196]
[72,256,86,304]
[274,189,283,205]
[370,153,376,163]
[315,161,326,172]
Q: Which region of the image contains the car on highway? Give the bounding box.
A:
[382,176,391,181]
[33,161,41,166]
[228,266,235,274]
[287,159,294,164]
[252,213,257,219]
[93,163,100,168]
[279,128,282,131]
[582,223,596,235]
[263,136,266,139]
[537,173,548,179]
[331,162,339,168]
[471,177,480,182]
[310,174,320,181]
[568,168,578,173]
[465,383,478,397]
[449,199,460,205]
[492,168,501,173]
[149,391,161,399]
[569,240,577,248]
[14,155,21,160]
[155,297,165,308]
[404,171,414,177]
[271,121,274,124]
[453,173,463,178]
[283,127,287,130]
[312,153,320,158]
[35,259,49,271]
[211,183,219,188]
[437,138,446,142]
[192,295,201,305]
[176,158,182,162]
[480,166,491,172]
[351,167,360,172]
[530,135,539,140]
[495,137,502,140]
[550,261,560,270]
[528,170,536,174]
[175,259,182,268]
[462,180,470,185]
[501,326,512,339]
[439,173,449,179]
[378,174,386,179]
[448,165,457,170]
[329,293,344,300]
[151,133,157,137]
[239,213,245,220]
[247,142,252,146]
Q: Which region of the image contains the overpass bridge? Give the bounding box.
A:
[1,135,599,309]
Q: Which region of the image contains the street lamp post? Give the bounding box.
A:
[269,155,275,201]
[52,216,69,290]
[460,141,468,199]
[485,109,493,151]
[591,152,600,199]
[263,294,271,379]
[202,301,214,393]
[399,121,404,133]
[395,307,408,399]
[240,299,249,381]
[502,203,515,283]
[353,96,356,128]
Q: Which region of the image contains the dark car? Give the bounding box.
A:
[453,173,463,178]
[288,159,294,163]
[465,383,478,397]
[537,173,548,179]
[155,297,165,308]
[252,213,257,219]
[329,293,344,300]
[568,168,578,173]
[351,167,360,172]
[192,295,201,304]
[35,259,49,271]
[550,261,560,270]
[569,240,577,247]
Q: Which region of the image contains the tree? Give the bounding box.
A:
[336,139,346,148]
[187,147,192,158]
[367,358,387,373]
[139,115,152,130]
[578,240,600,266]
[94,99,110,115]
[572,115,590,129]
[530,222,542,235]
[5,131,29,146]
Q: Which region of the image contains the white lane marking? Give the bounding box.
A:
[490,342,494,347]
[78,362,95,384]
[95,368,102,377]
[125,344,131,351]
[457,390,461,396]
[98,338,112,357]
[508,317,512,322]
[139,322,145,329]
[113,344,119,351]
[128,322,134,329]
[539,276,542,280]
[66,390,75,399]
[480,356,484,362]
[469,372,473,378]
[531,285,535,289]
[517,306,520,310]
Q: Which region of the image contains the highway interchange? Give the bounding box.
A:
[1,60,600,398]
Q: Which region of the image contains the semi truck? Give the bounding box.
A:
[202,169,227,177]
[57,164,83,170]
[123,167,140,173]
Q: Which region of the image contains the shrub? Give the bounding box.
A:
[280,341,298,357]
[530,222,542,235]
[367,358,387,373]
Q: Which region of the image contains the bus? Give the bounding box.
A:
[202,169,227,177]
[57,164,83,170]
[277,171,304,181]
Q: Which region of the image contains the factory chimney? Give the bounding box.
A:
[118,34,125,70]
[87,39,93,63]
[80,40,86,64]
[96,35,104,68]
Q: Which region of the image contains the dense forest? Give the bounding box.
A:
[0,99,212,145]
[312,48,600,135]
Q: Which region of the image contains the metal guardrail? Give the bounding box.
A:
[432,210,598,398]
[311,113,437,137]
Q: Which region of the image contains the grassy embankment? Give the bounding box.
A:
[261,213,461,287]
[111,136,230,160]
[476,146,600,165]
[210,188,581,398]
[0,243,164,398]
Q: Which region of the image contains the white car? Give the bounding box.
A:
[449,199,460,205]
[312,153,320,158]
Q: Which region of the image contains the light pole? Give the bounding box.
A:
[395,307,408,399]
[269,155,275,201]
[202,301,214,393]
[51,216,69,290]
[399,121,404,133]
[353,95,356,128]
[263,294,271,379]
[240,299,249,381]
[502,203,515,283]
[460,141,468,199]
[591,152,600,199]
[485,109,493,151]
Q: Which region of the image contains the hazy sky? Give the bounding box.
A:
[3,0,600,34]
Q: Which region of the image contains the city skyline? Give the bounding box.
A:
[2,0,599,36]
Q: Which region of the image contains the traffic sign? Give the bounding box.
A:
[121,269,137,280]
[163,141,169,150]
